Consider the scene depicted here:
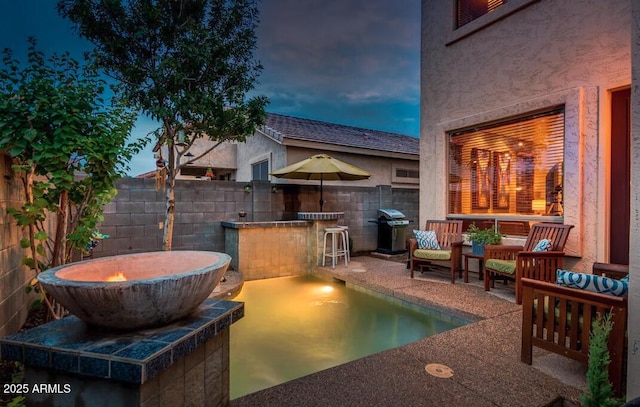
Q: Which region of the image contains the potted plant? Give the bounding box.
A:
[466,223,503,256]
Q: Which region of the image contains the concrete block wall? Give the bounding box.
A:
[0,153,32,336]
[93,178,255,257]
[92,178,419,258]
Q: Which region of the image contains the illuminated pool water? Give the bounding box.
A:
[230,274,468,399]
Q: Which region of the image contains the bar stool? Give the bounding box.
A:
[322,227,348,268]
[336,225,350,262]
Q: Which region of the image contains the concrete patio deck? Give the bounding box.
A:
[228,255,586,407]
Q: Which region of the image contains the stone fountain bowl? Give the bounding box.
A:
[37,251,231,330]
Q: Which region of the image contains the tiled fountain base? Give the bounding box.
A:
[0,299,243,406]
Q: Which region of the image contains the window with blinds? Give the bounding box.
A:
[448,107,565,218]
[456,0,508,28]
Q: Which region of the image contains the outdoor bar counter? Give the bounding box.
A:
[221,212,344,280]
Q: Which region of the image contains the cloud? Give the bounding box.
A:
[0,0,421,176]
[255,0,420,110]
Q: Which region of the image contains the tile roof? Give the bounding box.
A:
[261,113,418,155]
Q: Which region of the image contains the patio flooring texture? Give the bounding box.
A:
[228,254,586,407]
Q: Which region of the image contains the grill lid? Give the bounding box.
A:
[377,209,406,220]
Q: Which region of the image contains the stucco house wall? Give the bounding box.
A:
[279,146,418,189]
[628,2,640,396]
[423,0,640,398]
[235,129,286,182]
[167,138,237,181]
[421,0,631,270]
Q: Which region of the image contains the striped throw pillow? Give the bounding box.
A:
[556,269,628,297]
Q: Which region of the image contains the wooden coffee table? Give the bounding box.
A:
[462,252,484,283]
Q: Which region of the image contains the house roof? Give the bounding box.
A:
[260,113,418,156]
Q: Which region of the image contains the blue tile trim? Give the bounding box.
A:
[114,340,167,361]
[195,324,216,347]
[83,338,137,355]
[79,355,110,378]
[51,352,78,373]
[143,350,172,381]
[146,329,193,344]
[173,334,197,361]
[0,299,243,384]
[111,361,142,383]
[231,307,244,322]
[216,314,231,333]
[0,343,23,361]
[24,347,49,368]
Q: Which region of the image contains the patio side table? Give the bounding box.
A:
[462,252,484,283]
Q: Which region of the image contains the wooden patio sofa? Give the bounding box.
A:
[521,262,628,397]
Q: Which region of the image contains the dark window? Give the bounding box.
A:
[396,169,420,179]
[252,160,269,181]
[456,0,508,28]
[180,167,207,177]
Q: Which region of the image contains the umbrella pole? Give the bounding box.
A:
[319,176,324,212]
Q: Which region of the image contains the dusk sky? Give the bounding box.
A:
[0,0,420,176]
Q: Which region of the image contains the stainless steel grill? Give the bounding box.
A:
[375,209,409,254]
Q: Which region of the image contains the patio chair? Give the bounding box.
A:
[407,220,464,283]
[484,222,574,304]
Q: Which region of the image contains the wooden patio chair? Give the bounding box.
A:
[484,222,574,304]
[407,220,464,283]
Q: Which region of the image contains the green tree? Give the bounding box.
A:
[58,0,269,250]
[0,38,143,318]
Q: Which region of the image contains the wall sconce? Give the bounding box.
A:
[244,184,252,193]
[531,199,546,214]
[271,186,278,194]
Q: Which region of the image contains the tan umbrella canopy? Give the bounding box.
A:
[270,153,371,211]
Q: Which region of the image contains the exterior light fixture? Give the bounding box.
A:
[244,184,252,193]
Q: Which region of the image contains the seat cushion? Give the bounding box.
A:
[532,297,581,329]
[413,249,451,261]
[413,230,440,250]
[556,269,628,297]
[485,259,516,275]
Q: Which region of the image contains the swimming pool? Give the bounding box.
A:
[230,274,468,399]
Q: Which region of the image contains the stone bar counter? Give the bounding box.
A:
[0,299,243,406]
[221,212,344,280]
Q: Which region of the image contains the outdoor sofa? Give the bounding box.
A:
[521,262,628,397]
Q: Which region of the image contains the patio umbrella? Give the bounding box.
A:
[270,153,371,212]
